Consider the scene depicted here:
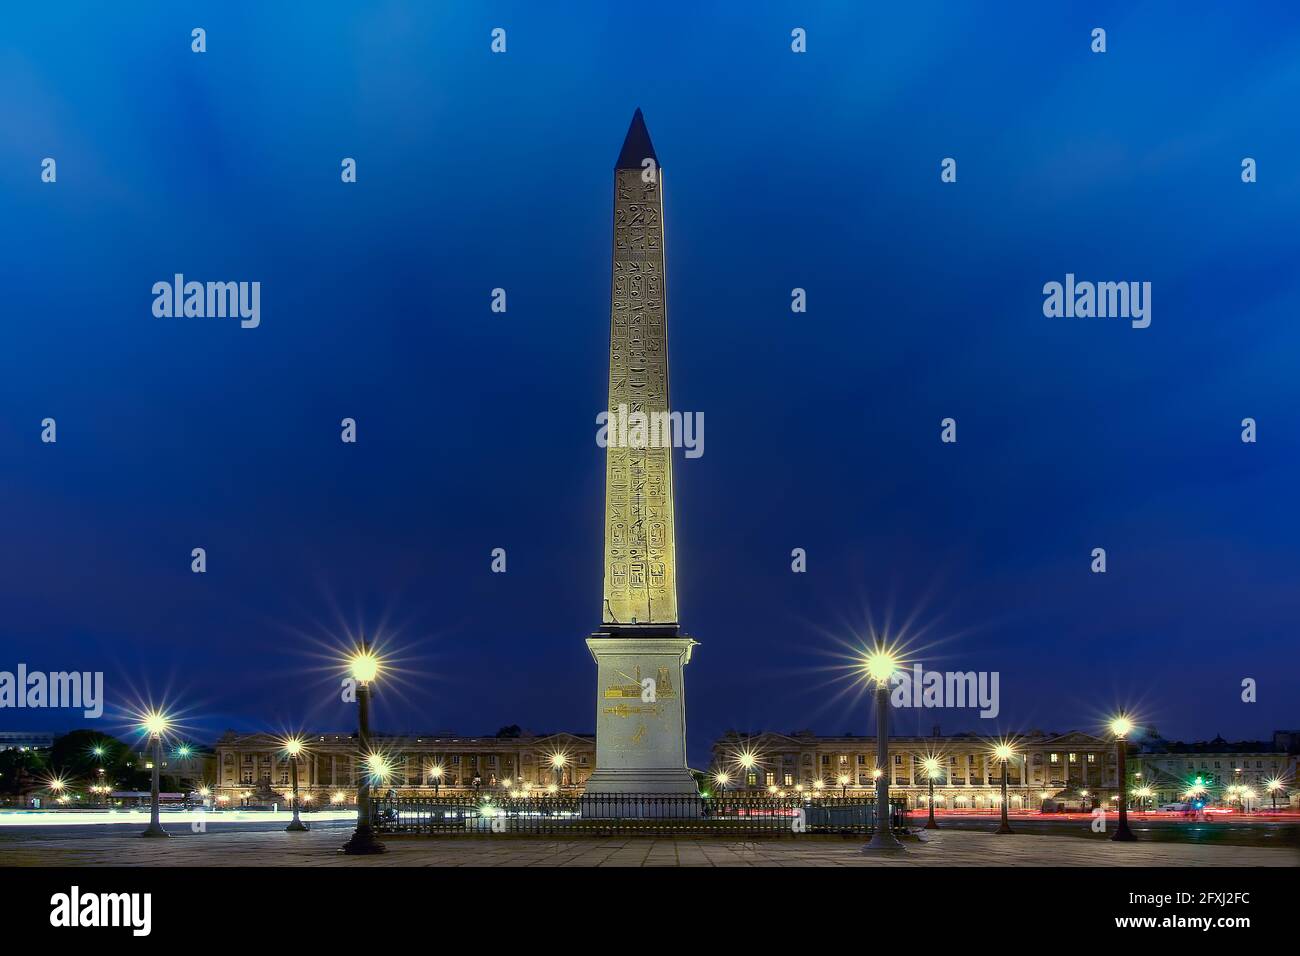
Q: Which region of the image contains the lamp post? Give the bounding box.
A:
[47,776,67,811]
[340,641,386,855]
[737,751,757,791]
[1133,785,1152,812]
[550,753,567,790]
[838,774,849,798]
[862,649,903,853]
[284,737,308,832]
[141,711,171,838]
[1108,715,1136,842]
[713,771,730,796]
[993,743,1015,835]
[922,757,941,829]
[1266,778,1283,811]
[429,763,443,797]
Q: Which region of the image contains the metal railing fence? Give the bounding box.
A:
[370,792,907,835]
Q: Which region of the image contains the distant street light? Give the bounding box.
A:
[1108,715,1136,842]
[862,648,903,853]
[283,737,309,832]
[838,774,849,798]
[1265,777,1284,811]
[735,750,759,790]
[1182,781,1207,804]
[922,757,942,830]
[140,710,172,838]
[549,753,568,790]
[992,743,1016,835]
[340,641,386,855]
[713,771,730,795]
[429,763,444,797]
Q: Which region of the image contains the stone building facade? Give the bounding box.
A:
[1133,732,1297,808]
[212,731,594,805]
[711,729,1122,809]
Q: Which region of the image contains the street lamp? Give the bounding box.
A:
[283,736,309,832]
[549,753,567,790]
[992,743,1015,835]
[1265,777,1284,811]
[429,763,444,796]
[1108,715,1136,842]
[837,774,849,798]
[733,749,760,791]
[140,710,171,838]
[1133,785,1153,812]
[713,771,730,795]
[340,640,386,855]
[862,648,903,853]
[922,756,942,830]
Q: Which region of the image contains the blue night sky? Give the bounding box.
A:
[2,2,1299,764]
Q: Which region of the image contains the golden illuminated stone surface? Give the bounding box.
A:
[603,109,677,628]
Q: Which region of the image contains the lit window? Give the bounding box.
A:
[1068,753,1077,763]
[783,773,793,787]
[1087,754,1096,763]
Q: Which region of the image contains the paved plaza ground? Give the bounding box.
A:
[3,822,1296,866]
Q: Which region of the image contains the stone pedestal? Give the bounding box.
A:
[583,632,699,795]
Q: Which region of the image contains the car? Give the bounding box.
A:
[1158,802,1190,811]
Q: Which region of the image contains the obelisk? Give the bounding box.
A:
[584,109,698,795]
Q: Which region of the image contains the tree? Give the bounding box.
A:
[0,748,45,797]
[47,729,149,792]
